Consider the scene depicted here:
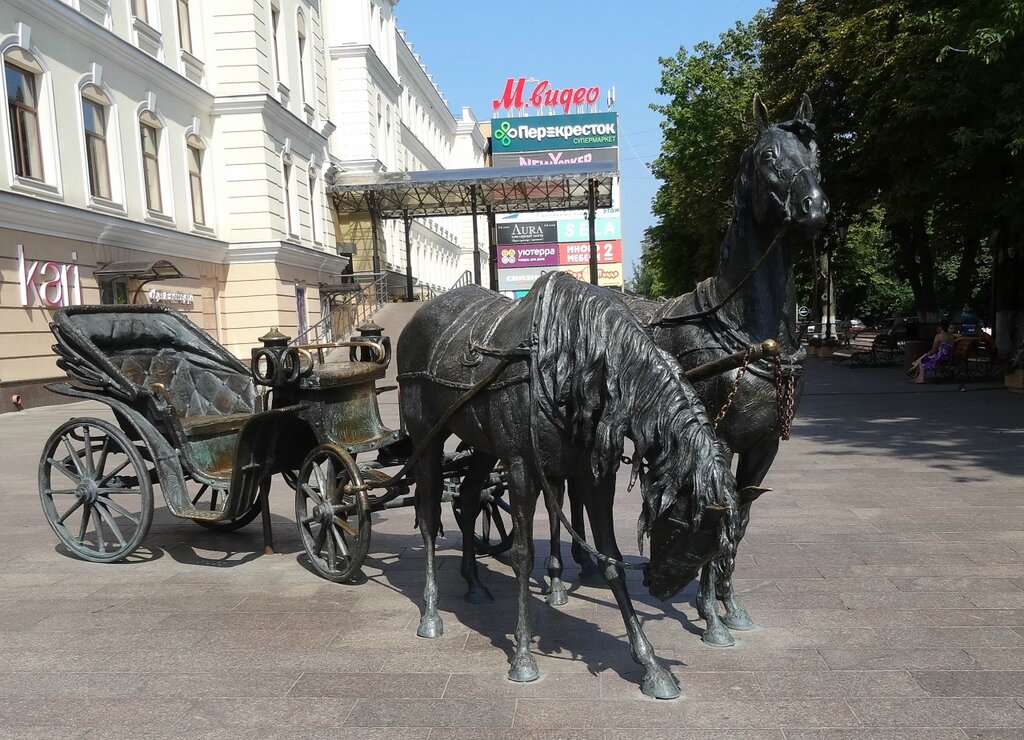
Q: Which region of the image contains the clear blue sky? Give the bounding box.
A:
[393,0,769,280]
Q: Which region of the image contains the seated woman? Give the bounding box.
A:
[908,320,958,383]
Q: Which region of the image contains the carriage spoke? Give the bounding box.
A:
[94,503,127,547]
[62,436,86,477]
[47,489,78,496]
[77,505,92,544]
[46,458,81,484]
[94,436,111,479]
[93,510,107,553]
[312,521,328,556]
[326,531,338,570]
[489,503,509,541]
[56,497,84,524]
[331,526,350,558]
[82,427,94,476]
[97,459,131,488]
[100,496,140,526]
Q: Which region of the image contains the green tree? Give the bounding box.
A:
[644,17,763,297]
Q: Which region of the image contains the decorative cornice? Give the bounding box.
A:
[210,94,330,153]
[328,44,401,101]
[0,190,228,263]
[396,38,456,136]
[226,241,350,272]
[8,0,213,109]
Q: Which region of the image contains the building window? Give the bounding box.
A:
[176,0,193,55]
[82,90,111,200]
[270,3,282,83]
[139,113,162,212]
[5,61,43,181]
[131,0,149,24]
[282,152,293,235]
[308,167,318,243]
[296,13,307,104]
[187,136,205,225]
[99,277,130,305]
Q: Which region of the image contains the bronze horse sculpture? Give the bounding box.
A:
[546,94,829,646]
[637,93,829,643]
[397,272,739,699]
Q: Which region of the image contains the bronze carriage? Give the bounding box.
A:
[38,304,432,582]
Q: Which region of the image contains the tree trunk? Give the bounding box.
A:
[892,213,939,322]
[992,223,1023,355]
[947,231,985,322]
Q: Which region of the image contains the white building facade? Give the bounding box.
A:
[0,0,483,412]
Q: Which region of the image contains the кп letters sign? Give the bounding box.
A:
[17,244,83,308]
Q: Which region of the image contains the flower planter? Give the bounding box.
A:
[1006,369,1024,393]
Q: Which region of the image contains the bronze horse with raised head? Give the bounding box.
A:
[397,271,739,699]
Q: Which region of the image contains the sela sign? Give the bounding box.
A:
[491,112,618,153]
[17,244,83,308]
[493,78,600,114]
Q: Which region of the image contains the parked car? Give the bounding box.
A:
[849,318,866,334]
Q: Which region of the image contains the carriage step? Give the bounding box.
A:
[175,505,231,522]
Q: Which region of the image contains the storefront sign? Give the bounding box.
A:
[497,266,557,292]
[498,244,559,268]
[492,147,619,168]
[491,113,618,153]
[559,240,622,265]
[147,289,195,307]
[496,221,558,246]
[557,216,621,242]
[17,244,82,308]
[558,262,624,288]
[492,78,601,114]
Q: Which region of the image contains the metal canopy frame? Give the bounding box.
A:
[327,163,618,298]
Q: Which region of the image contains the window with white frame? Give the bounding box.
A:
[176,0,193,55]
[296,12,308,105]
[270,2,282,85]
[5,56,43,181]
[139,111,163,212]
[282,151,294,236]
[307,166,318,243]
[186,135,205,225]
[81,85,111,199]
[131,0,150,24]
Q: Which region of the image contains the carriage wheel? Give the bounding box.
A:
[295,445,371,583]
[452,486,514,557]
[189,482,262,532]
[38,418,153,563]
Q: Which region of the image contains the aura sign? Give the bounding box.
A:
[492,78,600,114]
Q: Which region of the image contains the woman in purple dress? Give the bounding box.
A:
[908,320,958,383]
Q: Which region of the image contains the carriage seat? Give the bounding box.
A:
[301,360,386,390]
[109,347,257,419]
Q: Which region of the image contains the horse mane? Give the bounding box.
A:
[530,273,735,543]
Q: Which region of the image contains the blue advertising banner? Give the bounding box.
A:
[557,216,621,242]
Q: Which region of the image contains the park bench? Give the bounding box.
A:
[926,336,1001,381]
[832,331,899,366]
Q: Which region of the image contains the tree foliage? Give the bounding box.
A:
[646,0,1024,344]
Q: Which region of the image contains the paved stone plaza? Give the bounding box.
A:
[1,307,1023,738]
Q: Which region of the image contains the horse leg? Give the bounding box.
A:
[506,457,540,683]
[720,438,778,631]
[543,477,569,607]
[459,452,498,605]
[697,563,735,647]
[568,479,602,585]
[583,476,680,700]
[415,436,446,639]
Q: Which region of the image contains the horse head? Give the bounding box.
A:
[643,500,734,601]
[745,93,829,236]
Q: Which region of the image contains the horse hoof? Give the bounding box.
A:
[546,582,569,607]
[508,656,539,683]
[702,623,736,648]
[722,610,756,631]
[641,667,681,700]
[464,585,494,605]
[416,615,444,639]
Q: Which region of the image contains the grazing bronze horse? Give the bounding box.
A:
[636,93,829,643]
[397,272,739,699]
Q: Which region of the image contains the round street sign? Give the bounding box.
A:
[798,305,810,318]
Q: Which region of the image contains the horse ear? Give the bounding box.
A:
[752,94,770,133]
[738,486,771,505]
[796,93,814,122]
